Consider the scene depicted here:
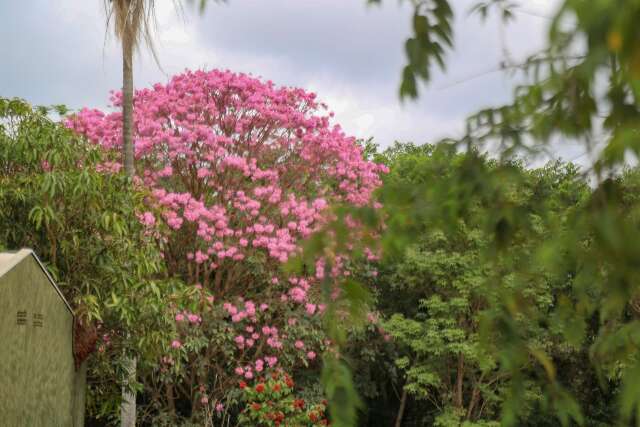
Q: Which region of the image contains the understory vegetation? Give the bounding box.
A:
[2,96,639,426]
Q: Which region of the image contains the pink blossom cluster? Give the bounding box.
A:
[67,68,385,401]
[175,311,202,325]
[67,69,384,271]
[234,355,279,379]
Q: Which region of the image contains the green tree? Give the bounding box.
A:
[373,144,589,425]
[0,97,178,425]
[316,0,640,424]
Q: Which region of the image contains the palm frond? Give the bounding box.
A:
[104,0,162,66]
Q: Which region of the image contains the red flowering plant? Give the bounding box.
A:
[238,371,329,426]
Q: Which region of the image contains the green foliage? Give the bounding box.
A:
[409,1,640,422]
[307,139,637,426]
[378,141,640,425]
[365,145,597,425]
[339,0,640,424]
[368,0,453,99]
[0,97,175,423]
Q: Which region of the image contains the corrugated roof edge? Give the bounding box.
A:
[0,248,74,317]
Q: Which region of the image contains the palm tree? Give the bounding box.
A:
[103,2,161,425]
[103,2,215,425]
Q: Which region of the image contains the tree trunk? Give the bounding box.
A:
[121,356,137,427]
[122,35,135,177]
[454,353,465,409]
[120,35,137,427]
[466,372,485,420]
[466,387,481,420]
[394,388,408,427]
[166,383,176,416]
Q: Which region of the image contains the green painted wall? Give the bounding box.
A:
[0,252,85,427]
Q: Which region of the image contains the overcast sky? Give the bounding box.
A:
[1,0,573,158]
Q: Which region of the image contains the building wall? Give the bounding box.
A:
[0,256,81,426]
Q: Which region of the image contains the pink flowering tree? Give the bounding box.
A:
[68,69,386,423]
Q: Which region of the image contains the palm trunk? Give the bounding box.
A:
[122,35,135,177]
[121,356,137,427]
[120,35,137,427]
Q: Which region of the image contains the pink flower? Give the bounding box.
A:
[140,211,156,226]
[265,356,278,367]
[200,396,208,404]
[305,303,317,315]
[216,403,224,413]
[175,313,185,322]
[307,351,316,360]
[171,340,182,349]
[290,287,306,303]
[295,340,305,349]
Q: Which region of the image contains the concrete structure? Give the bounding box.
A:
[0,249,85,426]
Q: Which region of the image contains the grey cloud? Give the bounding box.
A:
[0,0,559,154]
[193,0,410,85]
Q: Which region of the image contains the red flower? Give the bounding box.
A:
[251,402,261,411]
[309,412,318,422]
[293,398,305,410]
[285,377,294,388]
[255,383,265,393]
[239,381,247,389]
[273,383,281,392]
